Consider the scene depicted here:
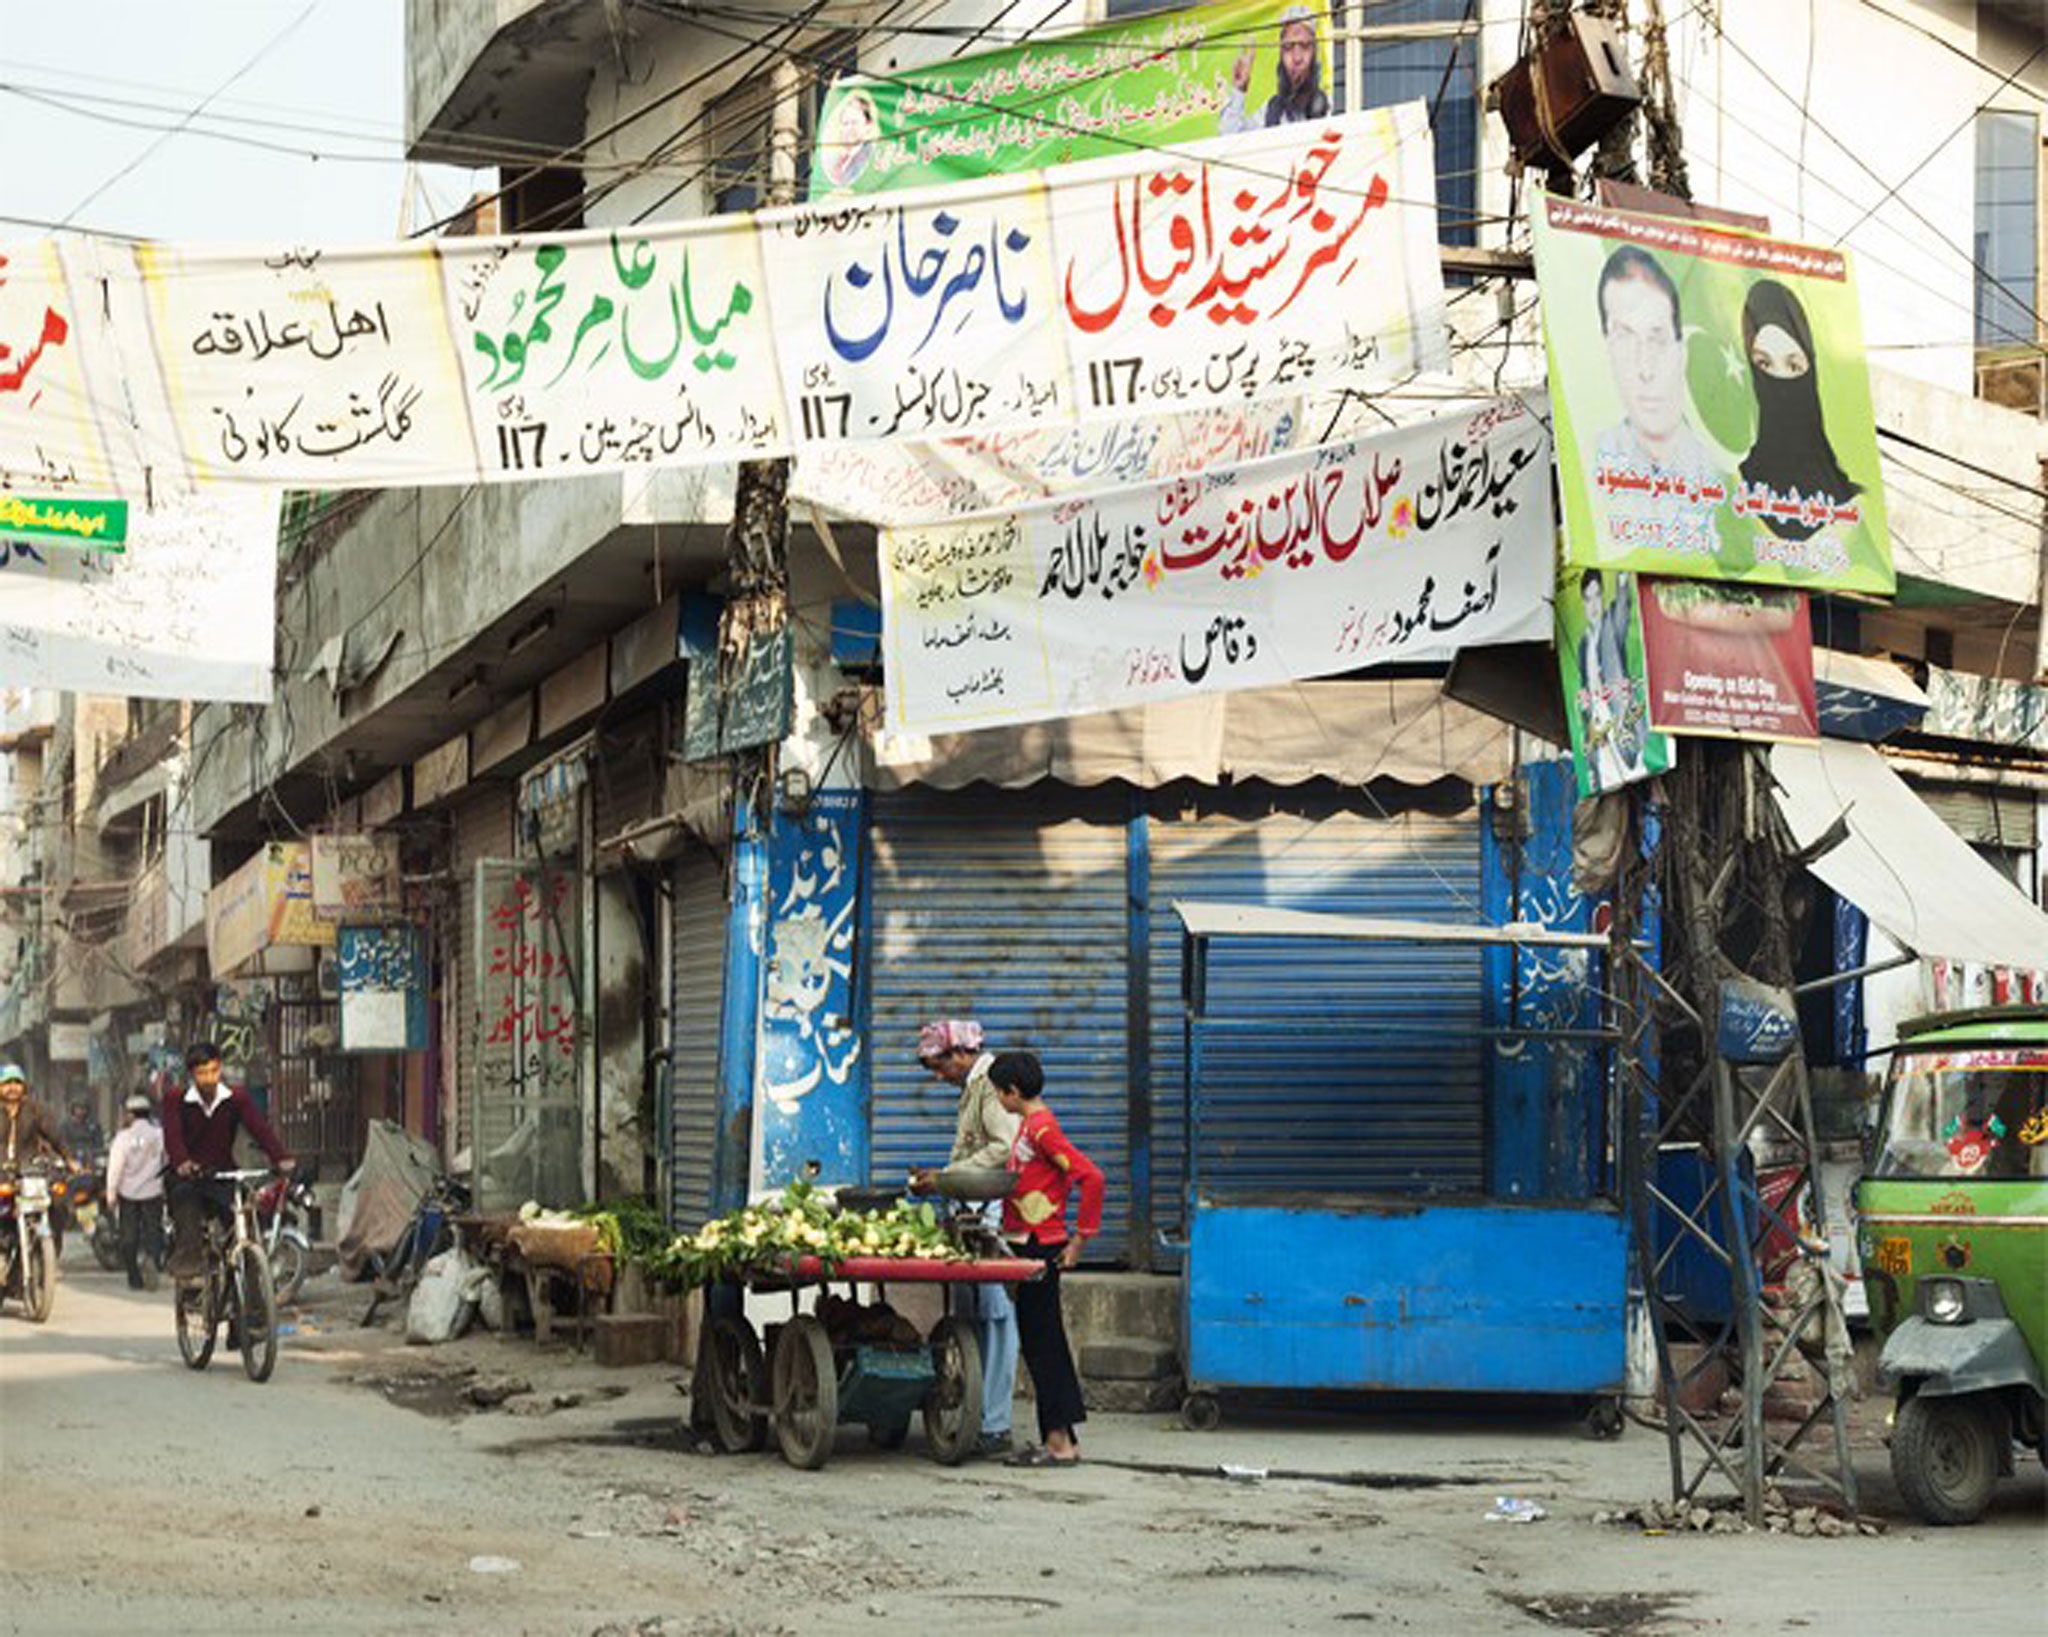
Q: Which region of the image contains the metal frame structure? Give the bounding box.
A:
[1617,746,1859,1524]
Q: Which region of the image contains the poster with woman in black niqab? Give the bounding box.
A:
[1738,280,1860,543]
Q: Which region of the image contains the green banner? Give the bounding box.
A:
[1558,563,1674,799]
[1534,196,1894,596]
[0,492,128,549]
[811,0,1330,196]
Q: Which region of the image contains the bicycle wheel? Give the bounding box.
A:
[176,1271,218,1369]
[21,1234,54,1324]
[270,1231,307,1306]
[235,1243,278,1383]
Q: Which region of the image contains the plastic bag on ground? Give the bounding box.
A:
[406,1246,479,1345]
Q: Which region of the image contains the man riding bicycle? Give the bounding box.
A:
[164,1041,294,1284]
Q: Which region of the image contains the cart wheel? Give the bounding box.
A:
[772,1313,839,1471]
[1180,1392,1223,1432]
[869,1419,911,1451]
[923,1314,984,1466]
[702,1314,768,1454]
[1584,1397,1624,1441]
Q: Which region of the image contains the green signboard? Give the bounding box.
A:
[1534,195,1894,595]
[0,492,128,549]
[811,0,1330,196]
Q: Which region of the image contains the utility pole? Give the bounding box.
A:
[1580,1,1855,1524]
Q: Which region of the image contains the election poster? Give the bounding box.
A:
[1,107,1443,499]
[0,487,279,702]
[1636,578,1819,741]
[878,398,1554,734]
[1533,195,1894,596]
[811,0,1327,197]
[1557,563,1673,799]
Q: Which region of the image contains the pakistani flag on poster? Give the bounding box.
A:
[811,0,1332,195]
[1558,563,1675,799]
[1533,195,1895,596]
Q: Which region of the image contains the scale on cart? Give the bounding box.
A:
[1170,902,1633,1432]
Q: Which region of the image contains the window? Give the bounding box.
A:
[706,78,773,216]
[1334,0,1480,247]
[1975,110,2040,347]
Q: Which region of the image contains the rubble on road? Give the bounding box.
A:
[1592,1489,1885,1538]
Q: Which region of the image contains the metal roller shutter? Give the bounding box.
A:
[868,787,1134,1257]
[1148,788,1485,1235]
[449,781,516,1163]
[669,849,726,1230]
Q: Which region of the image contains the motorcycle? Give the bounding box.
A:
[256,1163,317,1305]
[54,1154,101,1263]
[0,1162,59,1322]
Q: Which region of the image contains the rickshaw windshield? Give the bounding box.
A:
[1877,1054,2048,1180]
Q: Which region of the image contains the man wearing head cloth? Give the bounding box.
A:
[911,1018,1021,1458]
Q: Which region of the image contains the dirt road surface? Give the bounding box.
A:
[2,1261,2042,1636]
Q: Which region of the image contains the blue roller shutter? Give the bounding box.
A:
[669,850,725,1231]
[867,787,1133,1258]
[1148,787,1485,1241]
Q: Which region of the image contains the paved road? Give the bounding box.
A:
[3,1259,2043,1636]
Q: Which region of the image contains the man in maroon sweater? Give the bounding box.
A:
[164,1041,294,1280]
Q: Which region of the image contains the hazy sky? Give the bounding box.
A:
[0,0,486,245]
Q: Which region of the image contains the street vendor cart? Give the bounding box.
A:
[1171,903,1630,1430]
[698,1246,1041,1470]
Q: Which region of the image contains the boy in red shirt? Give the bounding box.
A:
[989,1050,1104,1467]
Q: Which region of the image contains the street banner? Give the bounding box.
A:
[811,0,1329,197]
[1636,577,1819,741]
[0,487,278,701]
[1532,195,1894,595]
[1557,564,1673,799]
[794,400,1303,523]
[878,398,1553,734]
[0,107,1442,500]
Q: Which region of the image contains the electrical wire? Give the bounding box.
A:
[58,0,326,229]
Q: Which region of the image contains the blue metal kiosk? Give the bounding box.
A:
[1172,902,1629,1429]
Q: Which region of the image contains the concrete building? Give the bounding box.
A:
[161,2,2043,1258]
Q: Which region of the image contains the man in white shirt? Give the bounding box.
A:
[910,1018,1021,1459]
[104,1093,167,1290]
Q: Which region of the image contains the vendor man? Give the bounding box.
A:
[911,1019,1020,1460]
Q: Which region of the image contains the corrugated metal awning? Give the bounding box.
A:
[867,680,1512,791]
[1172,901,1607,949]
[1770,739,2048,971]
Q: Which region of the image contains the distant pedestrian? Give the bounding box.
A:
[104,1092,166,1289]
[989,1050,1104,1467]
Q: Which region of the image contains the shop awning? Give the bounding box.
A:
[1172,902,1607,948]
[867,680,1514,792]
[1813,649,1928,744]
[1769,740,2048,971]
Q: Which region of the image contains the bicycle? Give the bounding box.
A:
[360,1173,471,1327]
[174,1168,282,1383]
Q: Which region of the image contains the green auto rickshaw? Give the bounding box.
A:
[1855,1004,2047,1525]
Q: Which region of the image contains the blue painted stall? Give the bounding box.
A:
[1174,902,1628,1417]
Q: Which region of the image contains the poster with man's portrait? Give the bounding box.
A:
[1533,195,1894,596]
[1557,564,1674,799]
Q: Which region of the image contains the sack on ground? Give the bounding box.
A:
[406,1245,479,1345]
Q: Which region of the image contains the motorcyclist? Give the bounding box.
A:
[58,1096,104,1157]
[164,1041,294,1284]
[0,1064,76,1173]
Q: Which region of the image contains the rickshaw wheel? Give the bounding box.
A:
[1180,1392,1223,1432]
[772,1313,838,1470]
[1893,1394,1999,1526]
[923,1315,984,1465]
[703,1315,768,1453]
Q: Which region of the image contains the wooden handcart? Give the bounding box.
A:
[698,1255,1042,1470]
